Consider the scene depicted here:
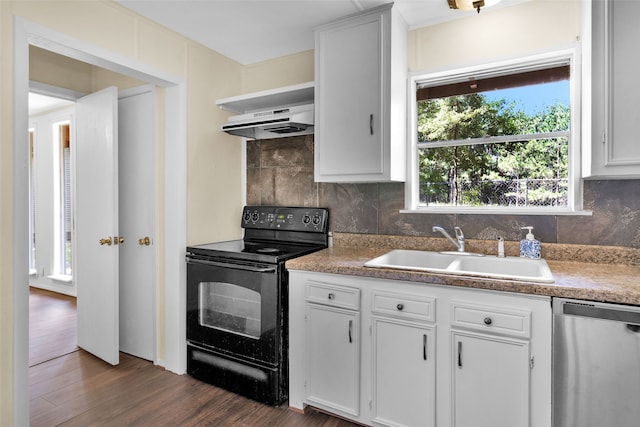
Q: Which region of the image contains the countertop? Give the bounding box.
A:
[285,233,640,305]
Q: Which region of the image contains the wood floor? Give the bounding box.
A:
[29,288,78,367]
[29,288,359,426]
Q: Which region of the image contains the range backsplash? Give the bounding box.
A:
[246,135,640,249]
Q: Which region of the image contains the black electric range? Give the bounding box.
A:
[185,206,329,405]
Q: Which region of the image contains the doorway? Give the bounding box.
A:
[27,83,157,365]
[13,17,188,426]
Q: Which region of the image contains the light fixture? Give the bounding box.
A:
[447,0,502,13]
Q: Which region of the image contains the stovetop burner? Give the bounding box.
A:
[255,247,281,254]
[186,206,329,264]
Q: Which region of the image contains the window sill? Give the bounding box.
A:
[401,207,593,216]
[48,274,73,284]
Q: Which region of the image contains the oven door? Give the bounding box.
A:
[186,257,282,366]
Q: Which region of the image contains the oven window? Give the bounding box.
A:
[199,282,261,339]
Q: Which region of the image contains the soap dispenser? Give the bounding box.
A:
[520,226,541,259]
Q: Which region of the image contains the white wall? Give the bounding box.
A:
[408,0,581,72]
[1,1,244,424]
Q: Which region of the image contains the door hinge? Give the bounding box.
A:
[369,325,372,336]
[530,356,535,370]
[602,130,606,144]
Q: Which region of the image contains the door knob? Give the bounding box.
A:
[99,237,112,246]
[138,236,151,246]
[115,236,125,245]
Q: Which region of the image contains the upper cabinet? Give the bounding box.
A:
[586,0,640,178]
[314,3,407,183]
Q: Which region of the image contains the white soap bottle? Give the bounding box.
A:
[520,226,541,259]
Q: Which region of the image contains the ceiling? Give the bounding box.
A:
[29,92,74,115]
[115,0,528,65]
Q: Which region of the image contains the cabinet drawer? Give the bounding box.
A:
[451,301,531,338]
[306,280,360,310]
[372,291,435,322]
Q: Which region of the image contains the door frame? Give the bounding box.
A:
[12,17,188,425]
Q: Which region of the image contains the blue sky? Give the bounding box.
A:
[482,81,570,115]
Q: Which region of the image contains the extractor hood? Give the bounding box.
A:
[221,104,314,139]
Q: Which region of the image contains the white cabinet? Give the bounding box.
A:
[305,281,361,417]
[314,3,407,183]
[587,0,640,177]
[372,291,436,427]
[450,301,533,427]
[288,271,552,427]
[452,331,530,427]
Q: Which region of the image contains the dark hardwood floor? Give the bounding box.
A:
[29,287,78,366]
[29,287,359,426]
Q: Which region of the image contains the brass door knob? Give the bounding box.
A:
[99,237,112,246]
[138,236,151,246]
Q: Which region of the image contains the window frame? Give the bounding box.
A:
[28,128,36,274]
[404,48,587,215]
[52,119,73,277]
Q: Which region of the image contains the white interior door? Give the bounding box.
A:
[118,88,156,361]
[75,86,120,365]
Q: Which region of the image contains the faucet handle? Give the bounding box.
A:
[454,227,464,239]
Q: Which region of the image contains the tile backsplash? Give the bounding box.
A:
[246,135,640,248]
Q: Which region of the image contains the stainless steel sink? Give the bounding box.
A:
[364,249,554,283]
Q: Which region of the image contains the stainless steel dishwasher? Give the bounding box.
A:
[553,298,640,427]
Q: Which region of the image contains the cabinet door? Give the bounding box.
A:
[306,303,360,416]
[372,317,435,427]
[315,12,383,180]
[590,0,640,177]
[452,331,530,427]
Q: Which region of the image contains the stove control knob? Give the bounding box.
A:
[250,212,259,222]
[312,214,322,225]
[243,211,251,222]
[302,214,311,225]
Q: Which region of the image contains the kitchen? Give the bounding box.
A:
[2,0,640,426]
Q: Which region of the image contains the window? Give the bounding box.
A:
[406,50,581,214]
[54,120,73,276]
[28,129,36,273]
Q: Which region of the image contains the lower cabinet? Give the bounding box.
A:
[306,303,360,416]
[452,331,530,427]
[372,317,435,427]
[450,301,534,427]
[304,280,361,417]
[288,271,552,427]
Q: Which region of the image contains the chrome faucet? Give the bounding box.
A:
[432,226,465,252]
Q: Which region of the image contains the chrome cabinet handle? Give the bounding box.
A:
[484,317,493,325]
[348,320,353,343]
[423,334,427,361]
[458,341,463,367]
[397,303,404,311]
[369,114,374,135]
[328,293,335,300]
